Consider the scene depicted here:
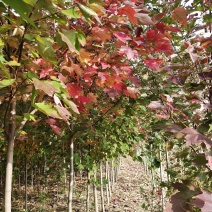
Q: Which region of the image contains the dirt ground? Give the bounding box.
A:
[0,156,164,211]
[108,156,163,212]
[108,156,145,211]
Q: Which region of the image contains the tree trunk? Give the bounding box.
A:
[106,161,111,198]
[105,161,109,206]
[100,162,105,212]
[5,101,16,212]
[86,171,90,212]
[18,172,21,195]
[93,170,98,212]
[25,139,28,211]
[159,147,164,210]
[31,166,33,189]
[68,128,74,212]
[165,144,170,182]
[63,142,67,189]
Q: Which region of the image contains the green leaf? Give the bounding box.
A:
[89,0,104,5]
[23,0,37,7]
[34,103,61,119]
[27,71,39,79]
[60,94,80,114]
[0,79,15,88]
[2,0,37,28]
[77,3,100,23]
[5,61,21,66]
[32,78,60,97]
[61,7,80,19]
[0,38,4,49]
[58,31,79,54]
[209,124,212,133]
[0,62,10,78]
[76,30,86,46]
[204,14,212,23]
[192,154,207,166]
[36,36,56,63]
[24,113,36,121]
[78,3,97,16]
[24,34,36,41]
[31,86,37,105]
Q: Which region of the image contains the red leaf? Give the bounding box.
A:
[55,105,71,121]
[144,59,163,71]
[152,13,165,24]
[146,30,161,42]
[84,75,92,83]
[119,46,138,59]
[124,87,138,99]
[156,23,181,33]
[165,193,187,212]
[87,93,97,103]
[112,81,126,91]
[66,83,83,98]
[92,27,112,42]
[98,72,109,80]
[135,27,143,37]
[113,32,131,43]
[191,190,212,212]
[129,75,141,87]
[136,13,154,25]
[77,96,91,105]
[101,62,111,69]
[46,118,56,125]
[148,101,164,110]
[186,42,199,63]
[33,78,60,97]
[46,118,62,136]
[118,5,138,24]
[181,128,212,148]
[40,68,53,78]
[172,7,188,27]
[155,113,169,119]
[33,58,46,66]
[166,25,181,32]
[156,40,173,54]
[198,72,212,80]
[104,88,122,100]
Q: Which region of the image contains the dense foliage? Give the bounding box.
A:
[0,0,211,211]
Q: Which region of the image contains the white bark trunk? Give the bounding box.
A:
[68,128,74,212]
[5,101,16,212]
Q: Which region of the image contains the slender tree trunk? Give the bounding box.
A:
[25,139,28,211]
[63,142,67,190]
[111,160,114,188]
[106,161,111,198]
[1,174,3,191]
[159,147,164,210]
[44,153,47,192]
[105,161,109,206]
[18,172,21,195]
[31,166,33,189]
[165,144,170,182]
[86,171,90,212]
[5,101,16,212]
[68,128,74,212]
[93,170,98,212]
[114,159,119,182]
[100,162,105,212]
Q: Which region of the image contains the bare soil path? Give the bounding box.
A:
[108,156,150,212]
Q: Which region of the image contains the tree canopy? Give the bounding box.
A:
[0,0,212,211]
